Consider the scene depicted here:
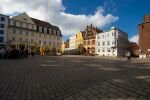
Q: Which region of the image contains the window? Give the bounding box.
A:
[1,17,5,21]
[53,30,56,35]
[19,30,22,34]
[39,27,42,32]
[57,31,60,35]
[57,37,60,40]
[44,28,47,33]
[14,21,16,26]
[12,37,15,41]
[13,29,16,34]
[112,41,114,45]
[102,48,105,52]
[92,40,95,45]
[22,18,27,21]
[88,40,90,45]
[32,25,34,29]
[26,24,29,29]
[107,48,110,52]
[49,29,52,34]
[107,41,110,45]
[0,24,4,28]
[0,30,4,34]
[114,32,116,36]
[98,42,100,46]
[19,38,22,42]
[39,40,41,44]
[26,31,28,36]
[20,23,22,27]
[25,39,28,42]
[31,33,34,37]
[112,32,114,36]
[49,41,51,45]
[44,41,46,45]
[53,42,55,46]
[98,49,100,53]
[44,34,46,38]
[31,39,33,43]
[102,41,105,46]
[84,41,86,45]
[107,34,109,38]
[114,40,117,45]
[0,37,4,42]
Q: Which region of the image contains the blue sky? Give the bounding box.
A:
[1,0,149,43]
[62,0,150,40]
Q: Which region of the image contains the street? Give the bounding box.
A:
[0,56,150,100]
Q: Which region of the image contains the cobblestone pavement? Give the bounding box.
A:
[0,56,150,100]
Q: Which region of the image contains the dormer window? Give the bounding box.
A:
[44,28,47,33]
[22,18,27,21]
[53,30,56,35]
[49,29,52,34]
[57,31,60,35]
[39,27,43,32]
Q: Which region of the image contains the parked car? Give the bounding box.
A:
[57,53,62,56]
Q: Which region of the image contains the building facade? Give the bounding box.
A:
[0,14,9,48]
[129,42,139,57]
[75,31,84,49]
[8,12,62,53]
[82,24,103,55]
[69,35,76,50]
[61,41,65,53]
[96,26,129,57]
[139,14,150,58]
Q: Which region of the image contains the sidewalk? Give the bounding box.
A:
[131,58,150,64]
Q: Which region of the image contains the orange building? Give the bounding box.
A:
[82,24,103,55]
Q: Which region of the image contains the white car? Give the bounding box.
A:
[56,53,62,56]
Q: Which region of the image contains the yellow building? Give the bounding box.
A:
[75,31,83,49]
[61,41,65,53]
[8,12,62,53]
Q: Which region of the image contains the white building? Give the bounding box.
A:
[69,35,76,50]
[96,26,129,57]
[0,14,9,48]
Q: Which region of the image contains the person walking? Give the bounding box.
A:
[0,48,5,59]
[24,49,29,58]
[126,51,131,61]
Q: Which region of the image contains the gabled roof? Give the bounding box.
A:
[31,18,51,28]
[31,18,62,36]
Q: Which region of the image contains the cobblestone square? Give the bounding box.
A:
[0,56,150,100]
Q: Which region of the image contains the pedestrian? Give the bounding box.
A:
[126,51,131,61]
[24,49,28,58]
[0,48,5,59]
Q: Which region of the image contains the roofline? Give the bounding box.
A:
[0,14,9,17]
[97,27,128,35]
[138,22,150,26]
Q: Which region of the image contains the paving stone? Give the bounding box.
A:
[0,56,150,99]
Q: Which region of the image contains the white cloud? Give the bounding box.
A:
[1,0,119,36]
[129,34,139,44]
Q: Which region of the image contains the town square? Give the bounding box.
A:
[0,56,150,100]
